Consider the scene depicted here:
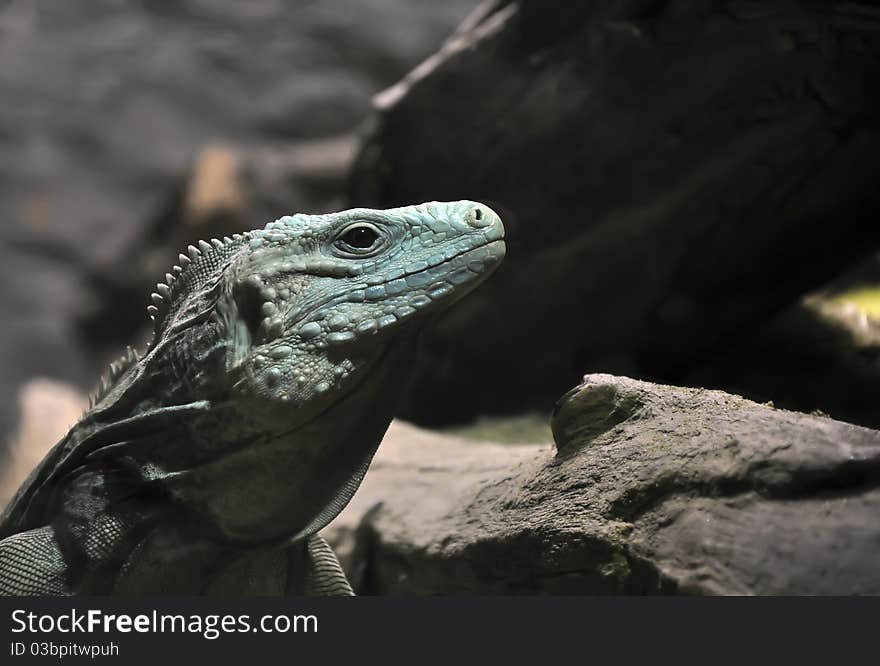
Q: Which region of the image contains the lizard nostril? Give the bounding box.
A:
[468,205,493,228]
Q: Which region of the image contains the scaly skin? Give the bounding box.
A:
[0,201,505,595]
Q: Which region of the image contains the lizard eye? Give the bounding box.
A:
[333,223,383,256]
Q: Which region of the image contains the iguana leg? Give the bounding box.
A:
[0,526,72,595]
[300,534,354,596]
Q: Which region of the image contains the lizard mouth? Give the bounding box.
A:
[371,237,504,297]
[273,238,506,346]
[409,238,506,303]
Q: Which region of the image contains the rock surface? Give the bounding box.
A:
[326,374,880,595]
[349,0,880,424]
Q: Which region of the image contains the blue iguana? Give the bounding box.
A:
[0,201,505,595]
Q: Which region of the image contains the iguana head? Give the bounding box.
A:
[82,200,504,543]
[216,200,505,415]
[131,201,503,413]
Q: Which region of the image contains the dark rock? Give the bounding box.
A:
[326,374,880,594]
[349,0,880,425]
[689,292,880,430]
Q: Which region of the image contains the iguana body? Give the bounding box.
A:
[0,201,505,595]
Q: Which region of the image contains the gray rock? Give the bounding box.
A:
[327,374,880,594]
[349,0,880,425]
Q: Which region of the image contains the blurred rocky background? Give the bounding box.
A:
[2,0,880,592]
[0,0,479,444]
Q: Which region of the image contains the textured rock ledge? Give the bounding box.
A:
[326,374,880,595]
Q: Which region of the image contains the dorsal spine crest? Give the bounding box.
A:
[146,233,250,341]
[88,345,141,408]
